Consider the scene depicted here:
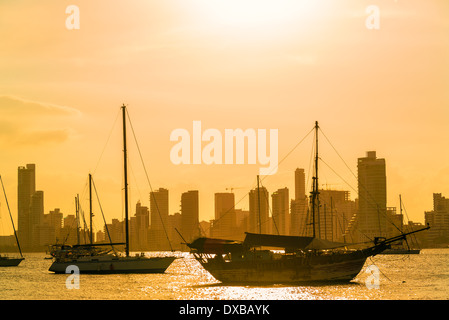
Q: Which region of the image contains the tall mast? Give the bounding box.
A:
[257,175,261,234]
[89,173,93,244]
[122,104,130,257]
[0,175,23,258]
[75,194,80,245]
[311,121,320,239]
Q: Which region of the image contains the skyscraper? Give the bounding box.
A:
[295,168,305,201]
[17,164,36,249]
[291,168,308,236]
[357,151,387,241]
[272,187,289,235]
[29,190,44,246]
[318,189,355,242]
[425,193,449,246]
[150,188,169,230]
[149,188,169,250]
[212,192,235,239]
[181,190,199,243]
[134,201,150,251]
[249,186,269,234]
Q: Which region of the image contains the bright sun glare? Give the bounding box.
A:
[195,0,323,29]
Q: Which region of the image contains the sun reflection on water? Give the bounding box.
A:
[1,249,448,300]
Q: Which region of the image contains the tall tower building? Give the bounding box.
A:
[212,193,235,239]
[425,193,449,246]
[318,189,355,242]
[181,190,199,243]
[291,168,308,236]
[295,168,305,201]
[272,187,290,235]
[248,186,269,234]
[134,201,150,251]
[149,188,169,250]
[357,151,387,241]
[29,190,44,246]
[17,164,36,249]
[150,188,169,231]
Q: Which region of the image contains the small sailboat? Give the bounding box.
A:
[188,121,429,284]
[382,195,421,255]
[0,175,24,267]
[49,105,175,274]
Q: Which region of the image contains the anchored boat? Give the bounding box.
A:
[188,121,429,284]
[0,175,24,267]
[49,105,175,274]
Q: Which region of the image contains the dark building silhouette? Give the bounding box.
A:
[425,193,449,246]
[272,187,289,235]
[180,190,199,244]
[17,164,36,249]
[211,192,235,239]
[291,168,308,236]
[17,164,45,251]
[357,151,387,241]
[249,186,269,234]
[149,188,170,250]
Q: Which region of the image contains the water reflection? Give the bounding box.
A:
[0,249,448,299]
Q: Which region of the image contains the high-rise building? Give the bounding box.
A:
[295,168,305,201]
[17,164,37,249]
[248,186,269,234]
[149,188,170,250]
[181,190,199,243]
[134,201,150,251]
[17,164,36,249]
[272,188,290,235]
[29,191,44,247]
[211,193,235,239]
[168,212,183,250]
[425,193,449,246]
[291,168,308,236]
[318,189,356,242]
[150,188,169,230]
[357,151,387,241]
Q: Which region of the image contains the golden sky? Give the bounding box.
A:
[0,0,448,235]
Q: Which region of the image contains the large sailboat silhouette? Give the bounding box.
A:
[188,121,429,284]
[49,105,175,274]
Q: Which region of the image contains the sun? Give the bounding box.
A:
[193,0,325,30]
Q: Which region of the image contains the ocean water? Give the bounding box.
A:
[0,249,448,300]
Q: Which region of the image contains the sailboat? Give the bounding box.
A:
[382,195,421,255]
[49,105,176,274]
[188,121,429,284]
[0,175,24,267]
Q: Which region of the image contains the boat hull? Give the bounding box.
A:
[0,257,24,267]
[202,257,366,284]
[199,256,368,284]
[49,256,176,274]
[195,247,385,284]
[381,249,420,255]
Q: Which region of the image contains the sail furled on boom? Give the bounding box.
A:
[188,237,244,254]
[243,233,345,250]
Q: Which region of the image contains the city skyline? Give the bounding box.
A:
[0,137,446,239]
[0,1,448,236]
[4,157,443,251]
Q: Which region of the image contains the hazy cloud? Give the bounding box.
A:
[0,95,81,117]
[0,95,81,146]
